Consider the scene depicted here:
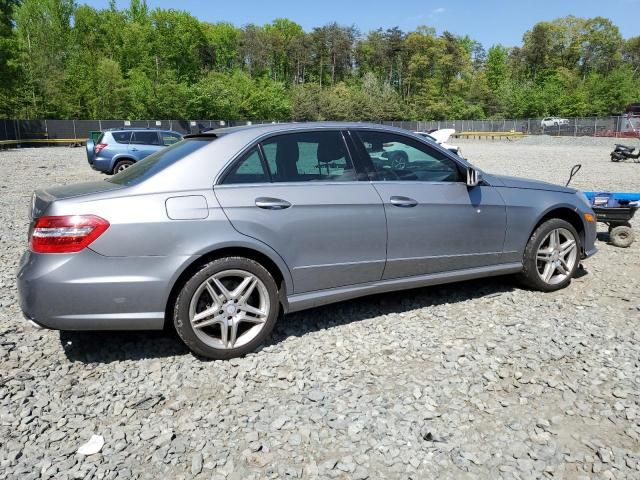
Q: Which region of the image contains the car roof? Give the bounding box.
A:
[184,121,416,142]
[105,128,180,133]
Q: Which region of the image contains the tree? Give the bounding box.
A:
[14,0,76,117]
[2,6,638,121]
[0,0,21,117]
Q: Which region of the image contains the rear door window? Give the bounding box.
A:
[222,148,270,184]
[260,131,356,183]
[131,131,161,145]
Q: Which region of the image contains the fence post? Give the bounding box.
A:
[593,118,597,137]
[72,120,77,140]
[98,119,102,131]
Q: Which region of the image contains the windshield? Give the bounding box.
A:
[107,138,212,186]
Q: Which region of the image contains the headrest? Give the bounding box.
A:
[317,137,345,163]
[276,139,299,163]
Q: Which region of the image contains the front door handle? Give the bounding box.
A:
[130,147,138,152]
[255,197,292,210]
[390,196,418,207]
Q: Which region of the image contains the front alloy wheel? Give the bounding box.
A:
[535,227,578,285]
[174,257,279,359]
[519,218,581,291]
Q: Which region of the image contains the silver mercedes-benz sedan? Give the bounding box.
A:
[17,122,597,359]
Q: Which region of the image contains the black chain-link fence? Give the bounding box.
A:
[1,116,639,144]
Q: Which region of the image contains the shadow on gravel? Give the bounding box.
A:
[60,329,189,364]
[59,273,575,362]
[265,275,517,348]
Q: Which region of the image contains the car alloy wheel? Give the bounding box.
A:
[116,163,131,173]
[535,227,578,285]
[188,269,270,350]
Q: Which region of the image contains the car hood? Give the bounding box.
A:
[486,173,575,194]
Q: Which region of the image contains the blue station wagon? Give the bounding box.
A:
[86,128,183,174]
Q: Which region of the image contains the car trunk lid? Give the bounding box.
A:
[30,181,124,219]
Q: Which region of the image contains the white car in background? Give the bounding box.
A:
[541,117,569,128]
[413,129,461,156]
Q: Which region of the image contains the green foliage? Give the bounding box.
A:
[0,4,638,120]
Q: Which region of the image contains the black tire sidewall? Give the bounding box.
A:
[610,226,634,248]
[113,160,134,174]
[520,218,581,292]
[173,257,280,360]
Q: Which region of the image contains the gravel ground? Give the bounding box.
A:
[1,139,639,480]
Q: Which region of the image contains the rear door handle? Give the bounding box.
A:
[255,197,292,210]
[390,196,418,207]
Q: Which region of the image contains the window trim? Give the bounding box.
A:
[347,128,465,183]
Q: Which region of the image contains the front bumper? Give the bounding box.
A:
[17,249,194,331]
[581,210,598,259]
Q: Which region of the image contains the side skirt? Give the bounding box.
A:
[286,262,523,313]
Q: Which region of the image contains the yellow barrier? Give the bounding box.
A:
[453,132,526,140]
[0,138,85,146]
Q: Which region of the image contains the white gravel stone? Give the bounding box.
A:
[76,435,104,455]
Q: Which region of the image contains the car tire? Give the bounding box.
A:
[518,218,581,292]
[610,225,634,248]
[112,160,134,174]
[173,257,280,360]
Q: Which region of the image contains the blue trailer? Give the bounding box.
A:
[583,191,638,247]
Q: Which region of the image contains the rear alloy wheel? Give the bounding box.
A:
[113,160,134,174]
[173,257,279,359]
[519,219,580,291]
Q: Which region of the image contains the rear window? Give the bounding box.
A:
[161,132,182,146]
[111,131,132,144]
[107,139,212,186]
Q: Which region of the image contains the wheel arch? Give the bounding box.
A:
[110,156,136,173]
[529,206,586,254]
[164,245,292,329]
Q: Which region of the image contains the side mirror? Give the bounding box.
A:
[466,166,482,187]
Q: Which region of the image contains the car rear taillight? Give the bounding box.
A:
[30,215,109,253]
[95,143,108,154]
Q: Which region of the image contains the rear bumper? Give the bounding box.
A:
[17,249,195,331]
[89,156,114,173]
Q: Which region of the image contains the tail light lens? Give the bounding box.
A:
[95,143,108,154]
[30,215,109,253]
